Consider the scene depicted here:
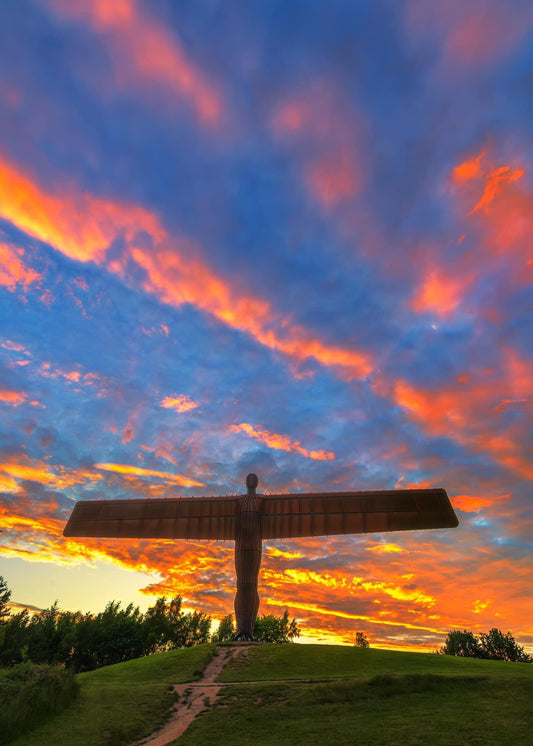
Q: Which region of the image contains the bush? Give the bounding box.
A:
[0,662,79,743]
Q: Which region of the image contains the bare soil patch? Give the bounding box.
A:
[132,646,247,746]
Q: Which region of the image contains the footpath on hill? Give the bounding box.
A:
[132,644,334,746]
[132,645,248,746]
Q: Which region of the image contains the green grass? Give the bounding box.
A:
[177,672,533,745]
[184,644,533,746]
[9,644,215,746]
[7,643,533,746]
[219,642,533,682]
[0,664,78,744]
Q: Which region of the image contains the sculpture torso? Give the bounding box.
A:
[233,477,263,640]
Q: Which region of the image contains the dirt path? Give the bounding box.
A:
[132,646,248,746]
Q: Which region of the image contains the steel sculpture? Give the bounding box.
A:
[63,473,458,641]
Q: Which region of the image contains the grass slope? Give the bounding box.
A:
[183,644,533,746]
[9,644,214,746]
[8,643,533,746]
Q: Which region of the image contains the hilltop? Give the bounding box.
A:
[9,643,533,745]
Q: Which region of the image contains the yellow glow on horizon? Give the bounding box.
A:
[94,462,204,486]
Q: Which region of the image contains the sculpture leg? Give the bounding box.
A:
[234,519,262,641]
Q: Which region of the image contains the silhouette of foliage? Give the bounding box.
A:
[0,583,212,672]
[440,630,483,658]
[0,576,301,670]
[354,631,370,648]
[440,628,531,662]
[0,576,11,621]
[479,628,532,663]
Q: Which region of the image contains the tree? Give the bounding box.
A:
[440,630,484,658]
[211,614,235,643]
[440,628,532,662]
[0,575,11,621]
[26,602,64,664]
[354,631,370,648]
[480,628,532,663]
[0,610,30,666]
[143,597,173,654]
[142,596,211,652]
[254,610,300,643]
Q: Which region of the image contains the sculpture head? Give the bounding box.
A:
[246,473,259,491]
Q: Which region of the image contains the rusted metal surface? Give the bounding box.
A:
[63,495,240,540]
[233,473,262,640]
[261,488,458,538]
[63,474,459,640]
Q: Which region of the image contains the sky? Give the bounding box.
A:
[0,0,532,653]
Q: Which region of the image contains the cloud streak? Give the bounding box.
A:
[42,0,222,124]
[230,423,335,461]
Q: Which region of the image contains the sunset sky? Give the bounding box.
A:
[1,0,532,653]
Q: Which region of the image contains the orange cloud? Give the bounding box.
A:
[130,243,373,380]
[452,494,511,513]
[230,423,335,461]
[45,0,221,125]
[0,152,373,382]
[94,462,205,487]
[268,600,444,635]
[0,243,41,290]
[366,543,405,554]
[0,388,28,407]
[381,348,533,480]
[160,394,199,413]
[452,147,526,217]
[449,147,533,306]
[453,150,487,182]
[410,268,471,316]
[0,154,164,263]
[266,546,302,560]
[469,165,524,215]
[0,454,103,493]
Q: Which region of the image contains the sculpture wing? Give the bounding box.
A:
[261,488,458,539]
[63,496,239,540]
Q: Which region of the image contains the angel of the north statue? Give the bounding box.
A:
[64,473,458,641]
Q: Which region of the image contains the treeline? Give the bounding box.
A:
[440,628,532,662]
[0,576,299,673]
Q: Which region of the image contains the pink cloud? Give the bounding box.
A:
[0,243,41,291]
[405,0,533,71]
[0,388,28,407]
[451,147,533,282]
[43,0,222,125]
[230,422,335,461]
[271,85,365,210]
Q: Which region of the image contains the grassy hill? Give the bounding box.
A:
[10,643,533,746]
